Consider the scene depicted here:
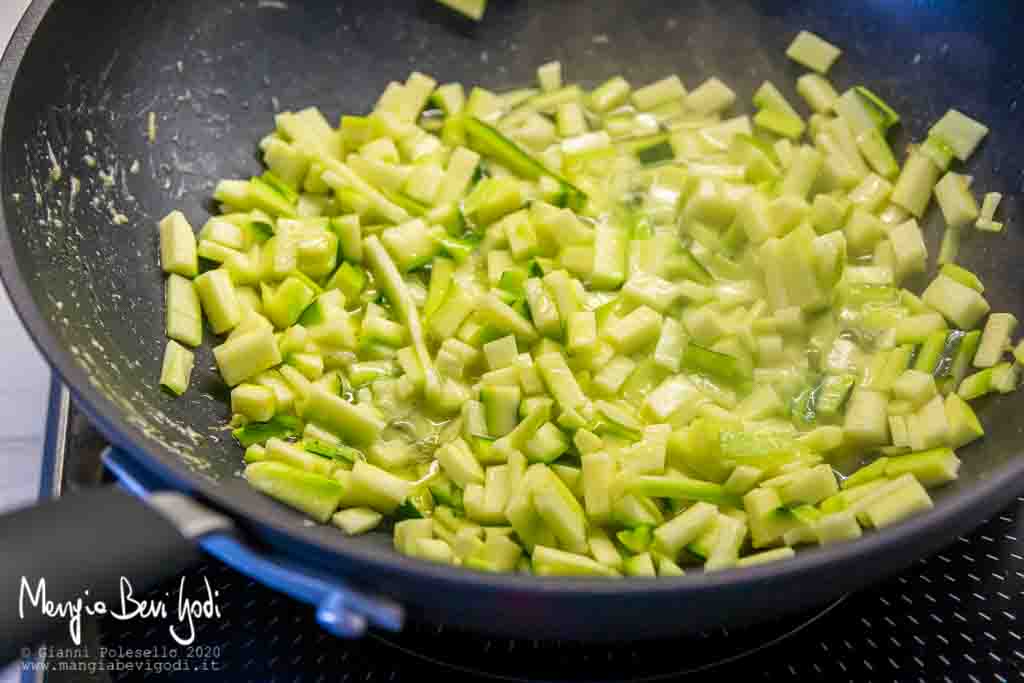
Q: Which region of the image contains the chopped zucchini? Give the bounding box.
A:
[245,461,345,523]
[974,313,1017,368]
[929,109,988,161]
[159,44,1016,580]
[159,340,194,396]
[159,211,199,277]
[165,274,203,347]
[332,507,383,535]
[786,31,842,74]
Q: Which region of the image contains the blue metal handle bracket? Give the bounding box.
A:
[102,447,404,638]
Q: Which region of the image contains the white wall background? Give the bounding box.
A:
[1,5,53,683]
[0,0,48,511]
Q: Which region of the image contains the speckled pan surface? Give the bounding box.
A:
[0,0,1023,639]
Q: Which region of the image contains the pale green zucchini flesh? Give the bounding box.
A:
[151,28,1016,579]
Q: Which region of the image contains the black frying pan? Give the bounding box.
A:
[2,0,1024,659]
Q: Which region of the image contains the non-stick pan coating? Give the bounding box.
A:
[2,0,1023,639]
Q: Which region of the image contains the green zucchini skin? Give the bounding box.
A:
[154,43,1010,578]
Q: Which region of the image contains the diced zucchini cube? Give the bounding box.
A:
[944,393,984,448]
[591,223,628,290]
[481,384,521,438]
[929,109,989,162]
[922,274,990,330]
[810,193,850,233]
[262,137,310,189]
[541,271,580,327]
[437,438,485,487]
[630,74,685,110]
[245,461,345,523]
[974,313,1017,368]
[165,274,203,347]
[500,210,540,262]
[214,326,282,387]
[566,311,598,355]
[934,172,979,229]
[265,275,318,330]
[301,384,383,446]
[532,467,588,554]
[380,219,440,272]
[523,422,570,463]
[536,352,587,413]
[890,151,940,218]
[991,362,1019,394]
[199,217,246,252]
[786,30,842,74]
[685,77,735,115]
[906,395,950,451]
[885,447,960,488]
[862,477,933,528]
[754,108,806,140]
[159,210,199,277]
[195,268,242,334]
[888,218,927,282]
[159,340,194,396]
[891,369,938,409]
[294,231,338,280]
[604,306,663,354]
[331,507,383,535]
[481,334,517,371]
[642,376,702,424]
[591,355,636,397]
[463,177,525,227]
[590,76,632,113]
[843,388,889,446]
[231,383,276,422]
[403,163,444,205]
[813,511,863,545]
[537,61,562,92]
[532,545,618,577]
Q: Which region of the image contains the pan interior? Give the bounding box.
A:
[2,0,1024,550]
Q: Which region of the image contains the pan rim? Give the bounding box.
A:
[0,0,1022,611]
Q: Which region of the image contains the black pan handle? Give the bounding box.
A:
[0,486,229,664]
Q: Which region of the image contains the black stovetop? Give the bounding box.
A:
[30,382,1024,682]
